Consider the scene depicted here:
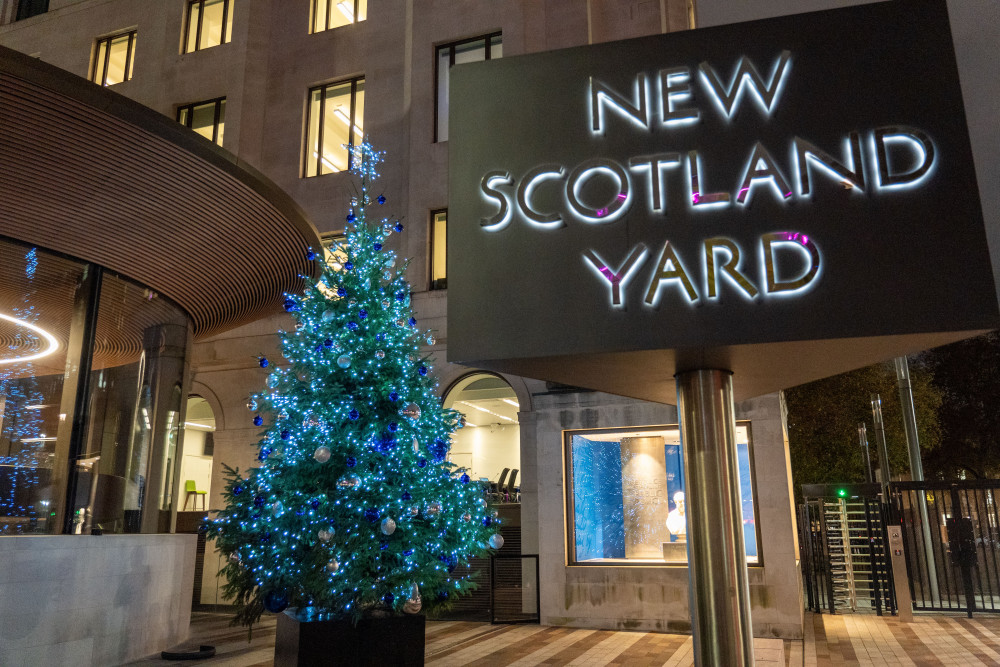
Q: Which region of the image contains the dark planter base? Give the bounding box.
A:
[275,610,425,666]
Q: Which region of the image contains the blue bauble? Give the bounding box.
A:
[233,485,244,495]
[346,213,356,223]
[387,422,398,433]
[253,415,263,426]
[460,474,470,484]
[348,409,360,421]
[384,592,395,606]
[258,357,269,368]
[429,439,449,462]
[418,458,427,468]
[337,287,347,297]
[408,317,416,326]
[359,309,367,319]
[261,531,272,543]
[306,249,316,261]
[394,221,404,233]
[344,261,354,271]
[253,495,266,508]
[403,548,414,556]
[389,391,399,402]
[395,291,406,302]
[324,338,334,348]
[280,430,290,440]
[258,448,271,462]
[283,297,298,312]
[346,456,357,467]
[374,242,383,251]
[418,366,428,376]
[264,590,289,613]
[401,491,412,501]
[310,498,320,510]
[377,195,386,205]
[347,321,359,331]
[380,542,389,551]
[483,517,493,527]
[364,508,380,523]
[295,507,306,516]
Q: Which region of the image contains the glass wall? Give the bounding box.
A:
[443,373,520,502]
[565,423,759,565]
[0,239,191,535]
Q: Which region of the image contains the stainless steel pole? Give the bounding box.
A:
[676,369,754,667]
[870,394,891,496]
[892,356,939,604]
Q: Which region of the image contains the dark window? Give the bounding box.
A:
[91,31,136,86]
[311,0,367,33]
[430,209,447,290]
[303,77,365,177]
[435,33,501,142]
[16,0,48,21]
[177,98,226,146]
[184,0,233,53]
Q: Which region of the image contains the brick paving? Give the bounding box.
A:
[129,610,1000,665]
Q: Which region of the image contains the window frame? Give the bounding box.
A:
[176,97,226,146]
[429,208,447,291]
[302,76,365,178]
[433,32,502,143]
[15,0,48,21]
[90,30,137,87]
[562,421,763,568]
[310,0,366,33]
[183,0,233,54]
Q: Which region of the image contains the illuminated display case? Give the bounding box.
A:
[564,422,759,565]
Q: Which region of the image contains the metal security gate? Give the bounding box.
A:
[800,484,895,615]
[890,480,1000,616]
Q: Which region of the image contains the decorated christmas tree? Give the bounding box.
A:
[205,142,502,630]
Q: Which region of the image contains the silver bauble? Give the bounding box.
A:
[489,534,505,549]
[399,402,421,420]
[461,512,472,523]
[478,498,488,509]
[381,299,391,309]
[228,553,241,565]
[318,528,334,542]
[427,501,442,516]
[337,474,361,489]
[412,438,420,453]
[326,559,340,573]
[267,374,279,388]
[382,223,393,237]
[279,408,290,420]
[383,271,392,280]
[408,505,420,516]
[321,309,336,322]
[403,583,422,614]
[384,257,396,269]
[380,518,396,535]
[246,397,258,411]
[348,298,357,307]
[313,446,331,463]
[375,349,385,359]
[426,335,436,346]
[271,501,283,516]
[337,354,352,369]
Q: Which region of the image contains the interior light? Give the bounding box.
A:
[500,398,520,408]
[336,1,354,20]
[0,313,59,365]
[333,108,364,137]
[21,437,57,443]
[184,422,216,431]
[458,401,517,424]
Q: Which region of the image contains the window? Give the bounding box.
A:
[311,0,366,32]
[15,0,48,21]
[91,31,136,86]
[564,423,760,565]
[184,0,233,53]
[430,209,447,290]
[435,33,501,142]
[304,77,365,177]
[177,98,226,146]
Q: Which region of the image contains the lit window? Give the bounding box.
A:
[15,0,48,21]
[184,0,233,53]
[564,423,760,565]
[435,33,501,142]
[318,234,348,298]
[303,77,365,177]
[311,0,367,32]
[177,98,226,146]
[91,31,136,87]
[430,209,447,290]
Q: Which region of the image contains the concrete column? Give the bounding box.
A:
[676,369,754,666]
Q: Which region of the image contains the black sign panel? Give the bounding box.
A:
[447,0,998,401]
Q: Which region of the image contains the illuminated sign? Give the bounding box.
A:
[447,0,999,402]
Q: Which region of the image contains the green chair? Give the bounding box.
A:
[184,480,207,511]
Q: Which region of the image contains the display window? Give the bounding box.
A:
[564,423,760,565]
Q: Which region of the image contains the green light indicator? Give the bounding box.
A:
[837,488,848,498]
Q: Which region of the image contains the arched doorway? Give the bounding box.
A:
[179,396,215,512]
[443,373,520,502]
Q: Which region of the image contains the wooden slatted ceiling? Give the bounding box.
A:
[0,45,321,342]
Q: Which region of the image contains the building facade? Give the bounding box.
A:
[0,0,805,638]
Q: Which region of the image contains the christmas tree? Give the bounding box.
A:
[205,142,503,630]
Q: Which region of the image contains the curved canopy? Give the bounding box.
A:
[0,45,321,340]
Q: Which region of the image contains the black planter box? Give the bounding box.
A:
[275,610,425,666]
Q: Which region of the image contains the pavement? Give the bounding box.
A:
[128,610,1000,665]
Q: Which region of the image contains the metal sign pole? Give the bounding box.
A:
[677,369,754,666]
[858,423,874,485]
[870,394,892,496]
